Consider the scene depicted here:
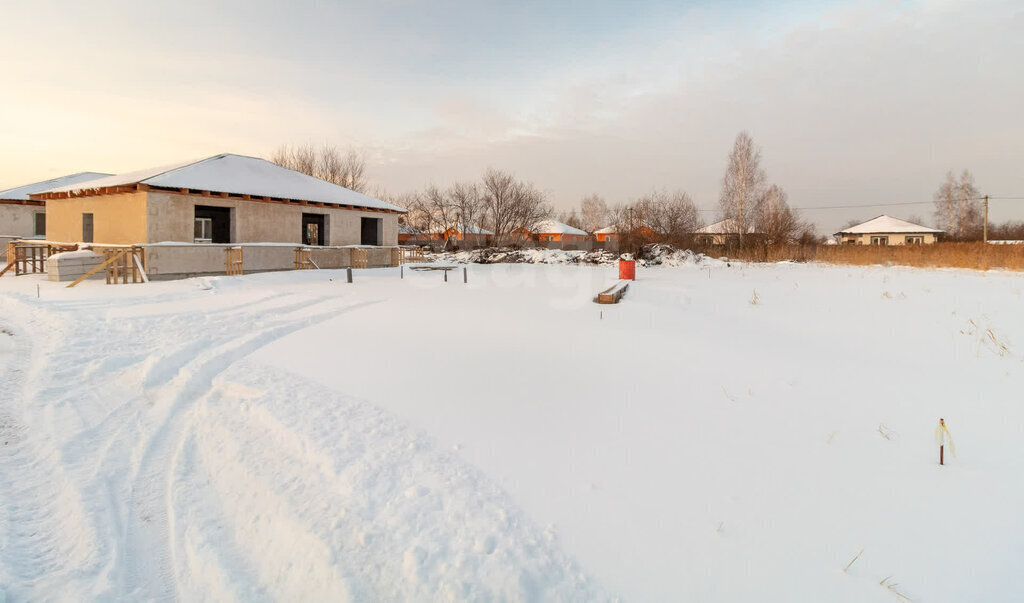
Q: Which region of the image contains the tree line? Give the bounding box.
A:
[271,138,1019,246]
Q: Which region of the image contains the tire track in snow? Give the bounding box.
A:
[120,296,384,600]
[166,361,606,601]
[0,290,378,600]
[0,309,108,599]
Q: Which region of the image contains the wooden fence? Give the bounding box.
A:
[351,248,368,269]
[0,241,77,277]
[226,247,244,275]
[294,248,314,270]
[100,246,147,284]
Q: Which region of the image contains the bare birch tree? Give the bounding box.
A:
[719,132,767,246]
[956,169,981,240]
[933,169,980,240]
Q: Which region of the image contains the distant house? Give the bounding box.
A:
[0,172,110,240]
[693,218,759,245]
[398,223,426,244]
[425,224,493,246]
[835,215,942,245]
[32,154,404,246]
[593,223,658,243]
[518,219,588,242]
[593,225,618,242]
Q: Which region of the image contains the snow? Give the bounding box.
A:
[48,249,102,261]
[837,215,943,234]
[531,220,588,236]
[2,261,1024,601]
[0,172,111,200]
[36,154,405,213]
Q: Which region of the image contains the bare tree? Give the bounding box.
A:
[450,181,485,242]
[754,184,802,245]
[580,194,609,232]
[956,169,981,240]
[400,192,436,235]
[633,189,702,246]
[271,143,369,193]
[719,132,767,246]
[480,168,550,244]
[556,208,585,229]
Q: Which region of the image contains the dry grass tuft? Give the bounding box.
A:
[843,549,863,572]
[879,576,912,601]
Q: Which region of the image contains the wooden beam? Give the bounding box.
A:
[596,280,630,304]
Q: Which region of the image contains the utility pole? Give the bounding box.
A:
[983,195,989,243]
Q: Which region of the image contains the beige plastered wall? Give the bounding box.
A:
[146,191,400,245]
[839,233,938,245]
[0,202,45,238]
[43,193,148,244]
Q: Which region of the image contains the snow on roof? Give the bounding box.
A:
[530,219,587,236]
[594,225,617,234]
[836,215,942,235]
[38,154,406,213]
[399,223,422,235]
[0,172,112,200]
[695,219,757,235]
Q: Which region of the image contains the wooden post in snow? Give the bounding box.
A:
[936,418,954,465]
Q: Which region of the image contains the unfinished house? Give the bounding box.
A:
[32,154,404,246]
[0,172,110,245]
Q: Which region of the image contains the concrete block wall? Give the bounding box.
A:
[142,244,399,280]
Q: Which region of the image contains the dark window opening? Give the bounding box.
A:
[302,213,326,246]
[82,213,93,243]
[34,212,46,237]
[361,217,382,246]
[194,206,232,244]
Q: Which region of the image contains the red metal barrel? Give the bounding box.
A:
[618,259,635,280]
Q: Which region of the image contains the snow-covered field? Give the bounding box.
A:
[1,260,1022,601]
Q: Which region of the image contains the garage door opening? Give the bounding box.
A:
[195,206,232,244]
[361,217,382,246]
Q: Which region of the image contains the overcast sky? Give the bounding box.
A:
[2,0,1021,232]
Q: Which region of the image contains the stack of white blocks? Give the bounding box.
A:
[47,250,105,282]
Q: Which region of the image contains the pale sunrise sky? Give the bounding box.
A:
[2,0,1021,232]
